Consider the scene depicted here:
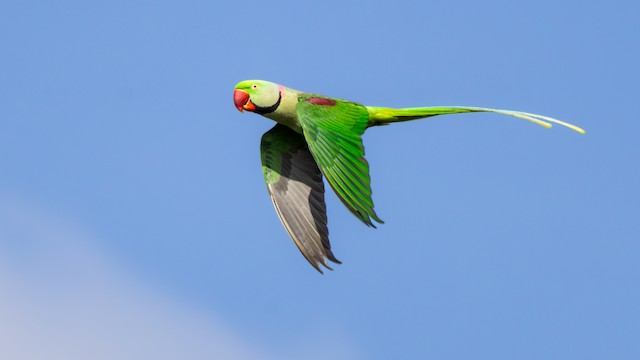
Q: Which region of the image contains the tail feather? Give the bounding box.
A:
[367,106,585,134]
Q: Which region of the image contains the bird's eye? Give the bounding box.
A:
[252,84,258,89]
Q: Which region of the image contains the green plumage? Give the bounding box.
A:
[296,94,382,227]
[234,79,585,273]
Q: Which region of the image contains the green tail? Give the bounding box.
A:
[366,106,586,134]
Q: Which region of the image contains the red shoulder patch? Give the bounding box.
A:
[306,97,337,106]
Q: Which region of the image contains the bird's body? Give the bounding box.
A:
[233,80,584,273]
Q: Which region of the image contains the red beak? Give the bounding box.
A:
[233,89,250,112]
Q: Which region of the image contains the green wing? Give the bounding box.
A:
[260,124,340,273]
[296,94,383,227]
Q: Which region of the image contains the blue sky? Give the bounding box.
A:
[1,0,639,359]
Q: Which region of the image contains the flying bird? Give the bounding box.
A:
[233,80,584,273]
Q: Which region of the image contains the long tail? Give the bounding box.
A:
[367,106,585,134]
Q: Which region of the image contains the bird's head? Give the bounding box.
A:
[233,80,282,113]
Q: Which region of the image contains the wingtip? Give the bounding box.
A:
[326,251,342,265]
[310,260,326,274]
[369,215,385,228]
[313,255,342,274]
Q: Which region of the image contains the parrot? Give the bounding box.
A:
[233,79,585,273]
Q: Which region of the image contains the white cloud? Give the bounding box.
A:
[0,194,273,360]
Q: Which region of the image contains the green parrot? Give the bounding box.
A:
[233,79,584,273]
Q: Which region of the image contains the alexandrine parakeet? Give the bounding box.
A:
[233,80,584,273]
